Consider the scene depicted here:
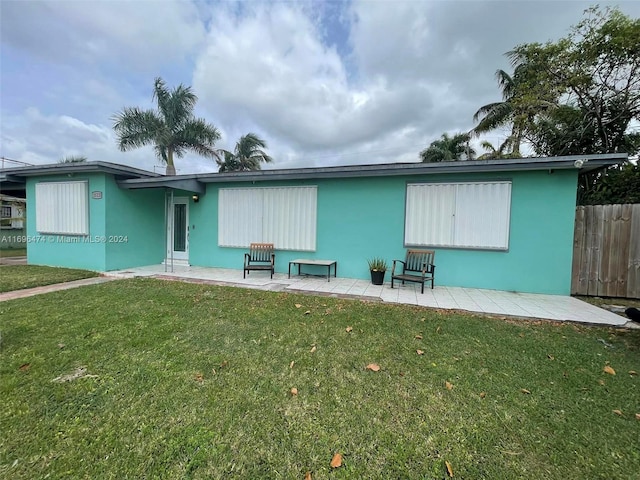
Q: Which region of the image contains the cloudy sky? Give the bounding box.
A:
[2,0,639,174]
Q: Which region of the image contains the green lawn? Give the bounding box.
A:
[0,248,26,257]
[0,265,99,293]
[1,278,638,479]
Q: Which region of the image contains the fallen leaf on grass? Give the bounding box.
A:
[635,413,640,420]
[330,453,342,468]
[520,388,531,394]
[295,304,302,309]
[366,363,380,372]
[547,354,554,360]
[310,345,317,354]
[598,379,605,386]
[290,387,298,396]
[436,326,441,333]
[304,310,311,315]
[613,409,623,416]
[57,343,65,349]
[603,365,616,375]
[445,460,454,477]
[304,472,312,480]
[415,334,423,340]
[195,373,204,382]
[417,350,424,355]
[220,360,228,369]
[290,361,295,369]
[445,381,453,390]
[346,326,353,332]
[19,363,30,371]
[479,392,486,399]
[629,370,637,376]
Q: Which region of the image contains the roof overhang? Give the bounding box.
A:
[118,177,206,194]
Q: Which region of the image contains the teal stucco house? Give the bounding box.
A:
[0,153,626,295]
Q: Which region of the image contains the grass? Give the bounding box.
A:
[0,265,99,293]
[0,248,26,257]
[1,278,639,479]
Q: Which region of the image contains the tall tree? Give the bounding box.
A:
[420,133,475,163]
[508,6,640,156]
[113,77,221,175]
[216,133,273,172]
[472,65,555,156]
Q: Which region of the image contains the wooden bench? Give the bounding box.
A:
[391,249,436,293]
[243,243,275,279]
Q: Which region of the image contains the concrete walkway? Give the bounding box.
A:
[0,256,27,266]
[107,264,637,328]
[1,264,635,328]
[0,276,116,301]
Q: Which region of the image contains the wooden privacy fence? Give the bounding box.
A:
[571,204,640,298]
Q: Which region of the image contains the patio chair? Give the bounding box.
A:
[243,243,275,279]
[391,249,435,293]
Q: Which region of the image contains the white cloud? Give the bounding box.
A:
[1,0,206,71]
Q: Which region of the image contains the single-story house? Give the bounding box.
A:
[0,153,627,294]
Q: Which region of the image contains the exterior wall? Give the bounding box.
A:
[189,169,578,295]
[26,174,108,270]
[104,179,165,270]
[26,174,165,271]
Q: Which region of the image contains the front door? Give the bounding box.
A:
[168,197,189,262]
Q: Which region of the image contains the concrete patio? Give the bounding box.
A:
[107,264,633,327]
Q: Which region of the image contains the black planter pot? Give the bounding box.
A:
[370,270,386,285]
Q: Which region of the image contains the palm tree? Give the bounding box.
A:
[216,133,273,172]
[420,133,475,163]
[476,140,520,160]
[471,69,524,156]
[58,155,87,163]
[113,77,220,175]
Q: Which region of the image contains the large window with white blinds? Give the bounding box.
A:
[218,186,317,251]
[405,181,511,250]
[35,181,89,235]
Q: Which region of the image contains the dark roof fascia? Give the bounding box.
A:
[0,161,159,182]
[195,153,628,182]
[115,153,628,189]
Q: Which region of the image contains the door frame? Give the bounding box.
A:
[167,196,189,262]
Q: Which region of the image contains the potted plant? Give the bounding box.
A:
[368,257,388,285]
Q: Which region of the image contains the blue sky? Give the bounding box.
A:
[2,0,639,174]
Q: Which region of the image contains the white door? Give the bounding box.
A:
[168,197,189,262]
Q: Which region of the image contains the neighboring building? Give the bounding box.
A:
[0,194,26,249]
[0,154,627,294]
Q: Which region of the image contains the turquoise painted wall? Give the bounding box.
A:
[26,174,165,271]
[104,178,165,270]
[189,170,578,294]
[26,174,108,270]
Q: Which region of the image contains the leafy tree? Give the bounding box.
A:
[113,77,220,175]
[420,133,475,163]
[58,155,87,163]
[216,133,273,172]
[508,6,640,157]
[578,162,640,205]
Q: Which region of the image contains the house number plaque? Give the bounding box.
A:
[92,191,103,199]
